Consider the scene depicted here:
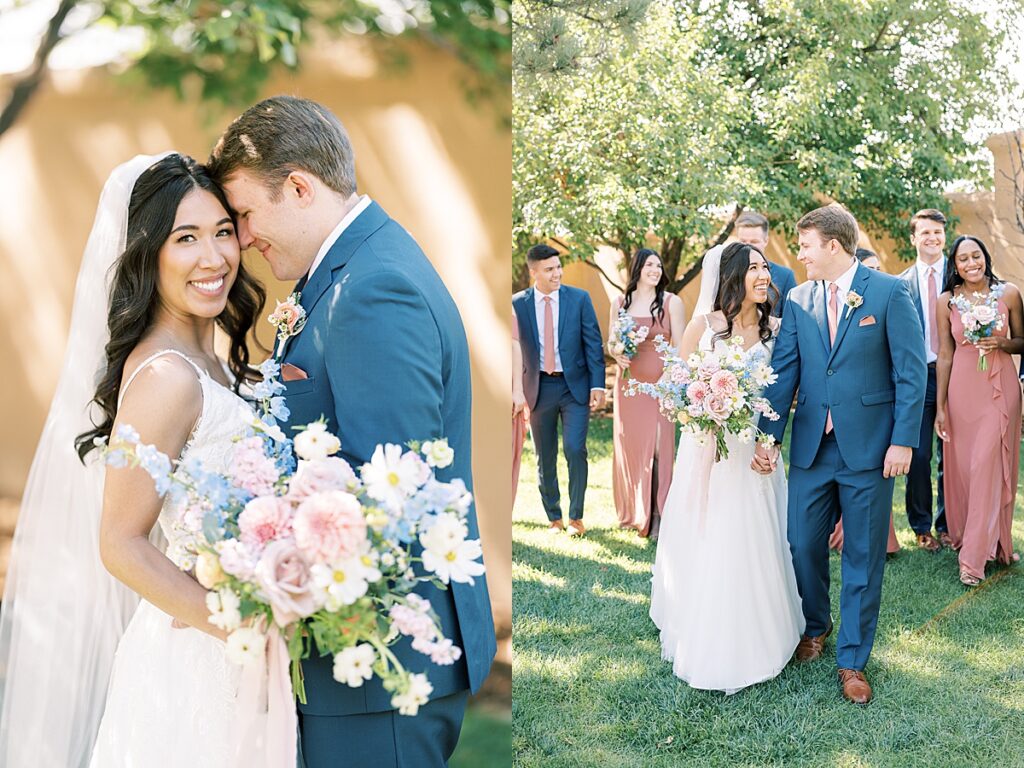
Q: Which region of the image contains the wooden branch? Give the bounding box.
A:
[0,0,79,138]
[667,204,743,293]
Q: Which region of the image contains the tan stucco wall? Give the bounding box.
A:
[0,39,511,648]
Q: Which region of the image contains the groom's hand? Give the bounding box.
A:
[751,442,779,474]
[883,445,913,479]
[590,389,606,410]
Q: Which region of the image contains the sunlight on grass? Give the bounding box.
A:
[514,415,1024,767]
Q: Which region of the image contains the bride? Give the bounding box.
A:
[0,153,274,766]
[649,241,804,694]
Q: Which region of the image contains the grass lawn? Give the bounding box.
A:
[513,417,1024,767]
[451,702,512,767]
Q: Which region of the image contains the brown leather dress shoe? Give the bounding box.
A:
[567,520,586,537]
[916,532,941,552]
[938,532,955,549]
[794,621,833,662]
[548,519,565,532]
[838,668,872,704]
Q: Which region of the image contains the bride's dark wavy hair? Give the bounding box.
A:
[712,242,774,344]
[75,154,266,461]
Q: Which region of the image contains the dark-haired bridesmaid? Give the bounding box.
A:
[935,235,1023,586]
[609,249,685,538]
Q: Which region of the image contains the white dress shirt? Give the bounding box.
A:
[823,258,860,319]
[307,195,373,280]
[914,257,945,364]
[533,287,563,372]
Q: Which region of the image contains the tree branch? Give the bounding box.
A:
[0,0,79,138]
[667,203,743,294]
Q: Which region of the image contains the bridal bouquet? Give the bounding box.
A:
[98,363,482,717]
[949,283,1006,371]
[608,307,650,377]
[627,335,780,460]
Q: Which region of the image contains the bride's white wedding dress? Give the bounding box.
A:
[89,349,257,767]
[649,321,804,694]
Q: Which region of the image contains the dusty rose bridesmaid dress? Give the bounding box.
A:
[612,304,674,537]
[944,296,1020,581]
[512,313,527,505]
[828,513,900,555]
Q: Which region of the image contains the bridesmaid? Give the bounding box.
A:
[609,249,685,538]
[935,235,1023,586]
[828,247,901,556]
[512,309,528,505]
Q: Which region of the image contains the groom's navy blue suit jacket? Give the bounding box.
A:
[280,201,496,715]
[761,262,926,470]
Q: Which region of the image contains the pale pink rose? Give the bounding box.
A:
[669,364,688,384]
[229,437,281,497]
[972,305,996,325]
[293,491,367,564]
[238,496,293,551]
[709,369,739,397]
[703,394,732,423]
[270,300,303,333]
[697,358,721,379]
[288,457,358,500]
[686,381,709,402]
[253,539,318,627]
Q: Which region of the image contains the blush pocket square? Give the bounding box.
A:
[281,363,308,381]
[858,315,877,327]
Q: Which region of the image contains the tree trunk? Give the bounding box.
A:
[666,204,744,295]
[0,0,79,139]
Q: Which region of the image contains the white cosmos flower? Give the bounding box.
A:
[752,362,777,387]
[225,626,266,666]
[361,444,430,508]
[391,673,433,716]
[420,514,485,585]
[332,643,377,687]
[310,551,382,611]
[293,422,342,461]
[206,587,242,631]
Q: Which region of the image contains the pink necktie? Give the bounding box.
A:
[825,283,839,434]
[543,296,556,374]
[927,267,939,356]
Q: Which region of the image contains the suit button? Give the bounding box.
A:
[827,369,834,375]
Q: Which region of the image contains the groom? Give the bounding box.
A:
[753,204,925,704]
[210,96,496,766]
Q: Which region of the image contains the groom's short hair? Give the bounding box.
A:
[208,95,356,200]
[797,204,859,256]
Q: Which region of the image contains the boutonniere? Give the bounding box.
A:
[844,291,864,317]
[268,292,307,357]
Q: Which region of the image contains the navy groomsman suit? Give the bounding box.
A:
[769,261,798,318]
[513,285,605,523]
[898,258,948,539]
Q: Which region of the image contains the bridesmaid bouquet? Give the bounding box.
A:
[608,307,650,378]
[98,366,482,717]
[950,284,1006,371]
[627,335,780,460]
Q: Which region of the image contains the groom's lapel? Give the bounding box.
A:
[298,202,390,322]
[827,263,869,365]
[812,282,830,354]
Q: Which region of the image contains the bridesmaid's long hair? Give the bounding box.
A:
[943,235,1000,293]
[623,248,669,324]
[75,154,266,461]
[713,242,774,344]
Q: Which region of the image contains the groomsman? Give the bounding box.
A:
[513,244,606,536]
[898,209,949,551]
[734,210,798,317]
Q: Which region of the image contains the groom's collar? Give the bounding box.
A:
[293,200,390,318]
[307,195,373,281]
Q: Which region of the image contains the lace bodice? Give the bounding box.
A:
[698,317,775,358]
[118,349,253,567]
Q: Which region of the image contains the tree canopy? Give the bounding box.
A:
[1,0,510,138]
[513,0,1024,288]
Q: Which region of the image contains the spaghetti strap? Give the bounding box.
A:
[117,349,204,409]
